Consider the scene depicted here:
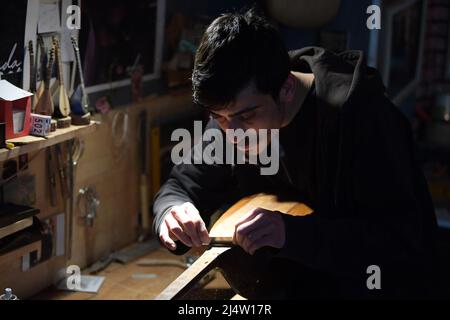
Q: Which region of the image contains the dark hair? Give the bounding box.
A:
[192,9,290,109]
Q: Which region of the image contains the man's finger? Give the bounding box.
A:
[233,212,270,245]
[172,208,202,247]
[183,204,210,244]
[235,208,266,228]
[165,213,193,247]
[159,222,176,250]
[248,235,273,255]
[241,224,273,253]
[234,218,258,245]
[197,222,210,245]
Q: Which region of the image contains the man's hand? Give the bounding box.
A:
[159,202,210,251]
[233,208,285,255]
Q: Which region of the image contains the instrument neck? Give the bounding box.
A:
[74,49,87,98]
[29,55,35,92]
[57,49,64,86]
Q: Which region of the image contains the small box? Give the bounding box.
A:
[0,80,33,139]
[30,113,51,137]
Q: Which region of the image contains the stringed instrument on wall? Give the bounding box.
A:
[70,36,89,115]
[155,193,313,300]
[28,40,37,110]
[50,39,59,110]
[52,37,71,117]
[34,47,55,116]
[35,36,46,105]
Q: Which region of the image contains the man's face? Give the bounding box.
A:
[209,82,283,155]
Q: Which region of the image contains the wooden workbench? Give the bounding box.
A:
[32,247,237,300]
[0,89,203,299]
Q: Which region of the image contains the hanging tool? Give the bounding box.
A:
[55,144,69,199]
[46,148,57,207]
[77,187,100,227]
[111,111,129,163]
[138,110,150,239]
[66,138,84,260]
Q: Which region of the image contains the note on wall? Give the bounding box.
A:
[60,0,76,62]
[38,1,60,34]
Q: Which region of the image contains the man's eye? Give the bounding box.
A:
[211,114,223,120]
[239,112,254,121]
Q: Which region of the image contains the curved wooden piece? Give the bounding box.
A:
[209,193,312,238]
[155,194,313,300]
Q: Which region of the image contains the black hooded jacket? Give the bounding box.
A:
[153,47,439,298]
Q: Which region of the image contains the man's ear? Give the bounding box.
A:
[279,73,296,104]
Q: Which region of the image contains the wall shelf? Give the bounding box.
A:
[0,121,99,162]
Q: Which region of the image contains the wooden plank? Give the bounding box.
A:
[154,247,230,300]
[1,122,99,162]
[0,218,33,239]
[0,240,41,261]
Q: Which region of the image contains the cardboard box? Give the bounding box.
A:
[30,113,51,137]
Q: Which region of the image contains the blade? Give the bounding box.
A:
[208,236,233,246]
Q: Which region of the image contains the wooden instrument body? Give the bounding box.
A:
[35,47,54,116]
[155,193,312,300]
[50,79,59,105]
[35,87,54,116]
[70,36,89,115]
[53,37,70,117]
[70,85,89,115]
[35,82,45,108]
[57,85,70,117]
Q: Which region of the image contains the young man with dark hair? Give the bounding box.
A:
[153,9,439,299]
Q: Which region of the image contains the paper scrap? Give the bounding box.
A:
[131,273,157,280]
[12,110,25,133]
[38,2,60,34]
[56,275,105,293]
[60,0,76,62]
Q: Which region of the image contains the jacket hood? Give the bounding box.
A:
[289,47,385,111]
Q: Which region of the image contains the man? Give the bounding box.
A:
[153,9,439,299]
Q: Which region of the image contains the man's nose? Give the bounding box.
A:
[227,119,244,144]
[228,118,241,131]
